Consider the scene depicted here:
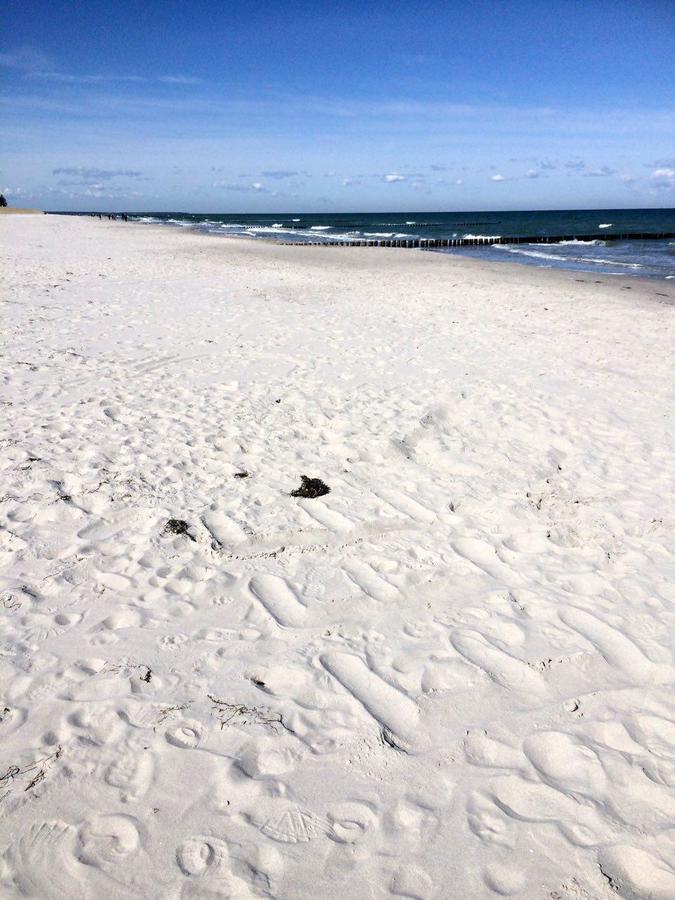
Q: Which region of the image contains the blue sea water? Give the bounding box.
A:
[125,208,675,279]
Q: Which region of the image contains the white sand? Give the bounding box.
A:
[1,213,674,899]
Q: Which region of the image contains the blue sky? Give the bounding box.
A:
[2,0,674,212]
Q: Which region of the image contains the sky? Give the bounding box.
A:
[2,0,674,212]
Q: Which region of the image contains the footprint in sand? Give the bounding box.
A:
[2,821,81,898]
[77,813,141,869]
[598,845,675,900]
[342,559,400,602]
[166,718,208,749]
[176,835,230,877]
[105,739,155,801]
[522,730,606,798]
[326,801,378,845]
[450,629,547,696]
[390,864,434,899]
[320,651,423,751]
[560,606,664,683]
[487,775,605,847]
[249,574,307,628]
[202,506,248,550]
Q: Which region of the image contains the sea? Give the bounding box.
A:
[123,209,674,279]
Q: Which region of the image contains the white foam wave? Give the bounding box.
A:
[599,223,613,228]
[462,234,502,240]
[557,239,605,246]
[498,246,642,268]
[362,231,409,238]
[245,226,299,235]
[310,226,332,230]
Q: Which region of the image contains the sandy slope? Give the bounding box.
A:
[1,214,674,899]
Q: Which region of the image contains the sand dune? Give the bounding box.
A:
[1,213,674,898]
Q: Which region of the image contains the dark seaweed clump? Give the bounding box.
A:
[290,476,331,499]
[163,519,195,541]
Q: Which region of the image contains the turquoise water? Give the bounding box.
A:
[126,208,675,279]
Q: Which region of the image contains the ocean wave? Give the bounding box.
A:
[244,226,299,235]
[310,225,332,230]
[462,234,502,240]
[599,223,613,228]
[362,231,410,238]
[497,246,642,268]
[557,239,605,246]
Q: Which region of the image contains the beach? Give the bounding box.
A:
[2,213,675,898]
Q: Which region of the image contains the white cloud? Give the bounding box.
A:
[650,167,675,189]
[490,174,505,182]
[455,178,464,185]
[384,174,406,183]
[525,168,540,179]
[213,181,268,193]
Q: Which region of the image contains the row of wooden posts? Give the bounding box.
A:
[279,231,675,249]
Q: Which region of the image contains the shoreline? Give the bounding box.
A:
[122,213,675,285]
[123,212,675,295]
[2,213,675,898]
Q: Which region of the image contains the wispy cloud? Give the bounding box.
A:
[158,75,202,85]
[585,165,616,177]
[490,174,506,182]
[30,72,146,84]
[645,157,675,168]
[0,46,50,71]
[383,174,407,183]
[213,181,268,193]
[52,167,143,180]
[261,170,298,179]
[28,70,200,86]
[40,185,145,200]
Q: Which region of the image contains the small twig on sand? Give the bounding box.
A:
[207,694,284,732]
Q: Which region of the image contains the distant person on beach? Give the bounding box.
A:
[0,194,7,207]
